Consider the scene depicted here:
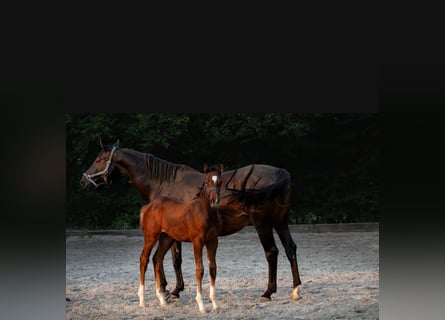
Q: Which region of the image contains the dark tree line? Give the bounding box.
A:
[66,113,379,229]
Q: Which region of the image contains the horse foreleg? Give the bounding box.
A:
[139,237,156,307]
[192,240,205,314]
[254,225,279,301]
[206,237,219,311]
[276,225,302,300]
[170,241,185,298]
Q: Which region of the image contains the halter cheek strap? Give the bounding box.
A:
[83,146,117,187]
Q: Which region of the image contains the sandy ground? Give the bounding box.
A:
[66,226,379,319]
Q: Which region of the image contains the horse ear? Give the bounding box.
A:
[114,139,120,147]
[99,137,104,150]
[203,163,209,173]
[220,164,224,173]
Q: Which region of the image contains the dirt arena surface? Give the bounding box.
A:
[66,226,379,319]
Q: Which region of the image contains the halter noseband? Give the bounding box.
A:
[82,146,117,187]
[205,181,221,202]
[206,186,220,196]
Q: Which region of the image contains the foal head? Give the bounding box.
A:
[203,164,223,208]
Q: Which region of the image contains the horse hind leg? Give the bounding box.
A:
[253,223,279,301]
[153,234,175,305]
[275,224,302,300]
[151,247,170,299]
[170,241,185,298]
[138,236,157,307]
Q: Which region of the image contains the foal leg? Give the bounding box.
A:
[275,224,302,300]
[153,234,175,306]
[170,241,185,298]
[206,237,219,311]
[192,240,206,313]
[253,223,279,301]
[138,236,157,307]
[152,246,169,296]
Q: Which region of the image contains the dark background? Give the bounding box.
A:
[67,113,379,229]
[1,62,444,320]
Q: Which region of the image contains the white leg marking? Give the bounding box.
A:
[292,285,302,300]
[210,284,218,310]
[156,286,167,306]
[138,284,145,307]
[196,289,205,313]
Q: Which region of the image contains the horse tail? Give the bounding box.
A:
[229,168,291,208]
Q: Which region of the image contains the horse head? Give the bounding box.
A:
[80,140,119,189]
[203,164,223,208]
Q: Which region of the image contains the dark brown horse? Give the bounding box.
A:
[80,141,302,301]
[138,164,223,313]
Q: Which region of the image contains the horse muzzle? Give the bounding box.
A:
[210,198,219,208]
[81,172,105,188]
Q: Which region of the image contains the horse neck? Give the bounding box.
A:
[113,148,198,201]
[112,149,168,200]
[197,185,214,213]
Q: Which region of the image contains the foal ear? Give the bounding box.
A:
[99,137,104,150]
[219,164,224,173]
[203,163,209,173]
[114,139,120,147]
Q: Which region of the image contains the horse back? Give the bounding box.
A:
[139,196,185,229]
[222,164,290,194]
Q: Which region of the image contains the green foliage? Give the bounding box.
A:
[126,114,189,150]
[66,113,379,229]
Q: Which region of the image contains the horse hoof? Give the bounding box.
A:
[259,296,272,302]
[292,286,302,301]
[212,306,220,313]
[170,292,180,299]
[163,290,171,301]
[292,294,302,301]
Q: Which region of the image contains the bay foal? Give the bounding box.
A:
[138,164,223,313]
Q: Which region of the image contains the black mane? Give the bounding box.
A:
[144,153,183,183]
[118,148,188,183]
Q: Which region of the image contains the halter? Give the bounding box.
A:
[82,146,117,187]
[206,186,220,197]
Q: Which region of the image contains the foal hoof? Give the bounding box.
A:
[258,296,272,302]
